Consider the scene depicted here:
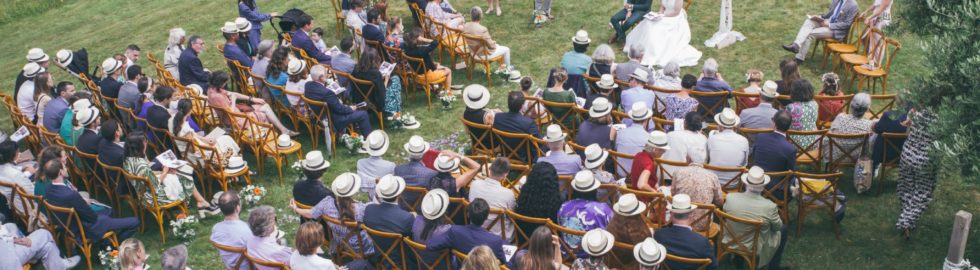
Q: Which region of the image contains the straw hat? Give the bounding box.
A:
[22,63,45,78]
[332,172,362,198]
[403,135,430,156]
[420,188,450,220]
[542,124,567,143]
[582,229,615,257]
[629,102,653,121]
[224,156,247,174]
[633,238,668,267]
[56,49,73,67]
[221,21,239,34]
[188,84,204,96]
[714,108,740,128]
[277,134,296,149]
[596,74,617,90]
[234,17,253,32]
[287,59,306,75]
[741,166,771,187]
[463,84,491,110]
[301,151,331,171]
[583,143,609,170]
[75,107,100,127]
[434,154,461,173]
[646,131,670,150]
[508,71,523,83]
[101,58,122,74]
[376,174,406,199]
[761,80,779,98]
[630,69,649,83]
[589,97,612,118]
[613,193,646,216]
[26,48,49,63]
[402,116,420,129]
[571,170,599,192]
[364,130,390,156]
[668,194,697,214]
[571,30,591,45]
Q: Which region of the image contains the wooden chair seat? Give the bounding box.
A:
[839,53,870,66]
[826,43,858,54]
[797,148,822,164]
[853,65,888,77]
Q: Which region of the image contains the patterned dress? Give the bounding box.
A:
[670,164,724,231]
[571,258,610,270]
[786,101,818,148]
[384,76,403,113]
[311,196,376,255]
[662,95,699,131]
[896,110,938,230]
[557,200,613,249]
[123,157,196,205]
[825,114,873,162]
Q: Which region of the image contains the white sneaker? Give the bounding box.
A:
[64,256,81,268]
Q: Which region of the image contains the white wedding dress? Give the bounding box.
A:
[622,0,702,67]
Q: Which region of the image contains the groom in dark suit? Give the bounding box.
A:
[609,0,652,43]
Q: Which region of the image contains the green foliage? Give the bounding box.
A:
[901,0,980,180]
[0,0,69,25]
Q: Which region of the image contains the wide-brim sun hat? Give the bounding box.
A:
[235,17,253,32]
[402,116,421,129]
[22,63,45,78]
[463,84,491,110]
[596,74,617,89]
[668,193,698,214]
[224,156,247,174]
[176,165,195,179]
[589,97,612,118]
[75,107,100,127]
[221,21,239,34]
[630,69,649,83]
[301,150,331,171]
[434,154,461,173]
[646,131,671,151]
[572,29,591,45]
[56,49,73,67]
[582,229,615,257]
[633,237,668,267]
[364,130,390,156]
[714,108,741,128]
[403,135,430,156]
[376,174,406,200]
[71,99,94,112]
[543,124,567,143]
[741,166,771,187]
[332,172,362,198]
[583,143,609,169]
[761,80,779,98]
[27,48,49,63]
[613,193,646,216]
[629,102,653,121]
[420,188,450,220]
[287,59,306,75]
[571,170,600,192]
[101,58,122,74]
[277,134,296,149]
[508,71,523,82]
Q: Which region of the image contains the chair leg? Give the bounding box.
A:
[156,211,166,243]
[275,155,285,186]
[425,85,433,111]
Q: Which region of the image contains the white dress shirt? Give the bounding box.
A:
[706,129,750,186]
[662,130,707,177]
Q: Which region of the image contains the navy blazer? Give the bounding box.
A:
[364,203,416,269]
[750,132,797,198]
[654,225,717,270]
[492,112,541,163]
[76,129,101,167]
[178,49,210,89]
[100,77,123,99]
[146,105,170,130]
[291,30,331,63]
[292,178,333,207]
[14,71,28,98]
[45,184,99,236]
[362,24,385,45]
[305,81,357,132]
[426,224,507,262]
[223,42,254,67]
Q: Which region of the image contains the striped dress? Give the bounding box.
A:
[895,110,938,230]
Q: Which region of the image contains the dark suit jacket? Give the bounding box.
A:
[362,24,385,45]
[750,132,797,199]
[45,184,99,237]
[76,129,102,168]
[626,0,652,13]
[223,42,254,67]
[821,0,859,40]
[14,71,27,98]
[364,203,416,269]
[146,105,170,130]
[100,77,123,98]
[492,112,541,163]
[654,225,717,270]
[292,178,333,207]
[178,49,210,89]
[97,140,128,194]
[305,80,360,132]
[64,48,91,79]
[350,69,386,109]
[426,224,506,262]
[291,30,331,63]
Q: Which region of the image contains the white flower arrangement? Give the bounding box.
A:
[170,214,198,239]
[340,133,364,153]
[439,91,456,109]
[389,112,416,130]
[239,185,267,205]
[98,246,121,270]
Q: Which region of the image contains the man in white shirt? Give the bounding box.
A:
[707,108,749,187]
[0,140,35,215]
[662,111,708,178]
[0,222,80,269]
[17,63,46,123]
[468,157,516,239]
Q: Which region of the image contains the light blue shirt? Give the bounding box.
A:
[357,156,396,189]
[560,51,592,75]
[620,86,656,122]
[615,125,648,176]
[210,220,252,270]
[537,150,583,175]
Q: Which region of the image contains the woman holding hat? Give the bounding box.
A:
[575,97,617,151]
[633,238,668,270]
[412,188,454,270]
[292,151,333,207]
[207,71,299,136]
[558,170,613,252]
[514,163,565,241]
[429,152,481,198]
[291,172,376,255]
[571,229,615,270]
[607,193,653,270]
[542,67,580,130]
[122,132,220,216]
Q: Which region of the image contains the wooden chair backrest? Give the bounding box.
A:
[608,149,636,180]
[461,117,494,154]
[547,221,586,266]
[880,132,907,166]
[760,170,795,223]
[404,237,453,270]
[244,251,291,270]
[505,209,550,249]
[824,132,871,170]
[490,128,541,166]
[362,224,409,270]
[42,200,91,247]
[321,215,370,262]
[704,163,747,193]
[537,99,584,135]
[715,208,763,269]
[867,94,897,119]
[664,254,713,270]
[786,129,828,162]
[14,187,52,233]
[616,186,669,228]
[209,239,247,270]
[688,90,730,119]
[795,171,845,209]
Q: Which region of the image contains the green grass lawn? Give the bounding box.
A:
[1,0,978,269]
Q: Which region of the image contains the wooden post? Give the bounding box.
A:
[947,210,973,265]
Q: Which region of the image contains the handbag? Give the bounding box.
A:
[853,158,873,194]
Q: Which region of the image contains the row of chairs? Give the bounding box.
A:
[812,14,902,94]
[408,2,506,87]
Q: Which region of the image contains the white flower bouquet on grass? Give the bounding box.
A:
[239,185,267,205]
[98,246,120,270]
[170,213,198,239]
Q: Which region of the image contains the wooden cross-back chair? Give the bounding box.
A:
[123,170,189,243]
[461,117,494,156]
[13,187,52,233]
[867,94,897,119]
[95,159,132,216]
[814,94,854,129]
[244,251,292,270]
[244,113,303,186]
[823,14,867,71]
[538,99,584,139]
[732,91,760,114]
[0,182,28,227]
[460,33,505,87]
[329,0,345,38]
[665,254,714,270]
[362,224,410,270]
[444,197,470,226]
[291,44,320,69]
[654,158,689,186]
[760,170,795,223]
[607,241,636,269]
[505,209,550,249]
[608,149,635,180]
[191,135,252,194]
[398,186,428,212]
[851,37,901,94]
[704,163,747,194]
[209,239,247,270]
[42,201,120,270]
[520,95,551,128]
[502,163,533,196]
[650,116,673,132]
[321,215,371,263]
[402,52,445,111]
[547,221,585,266]
[404,237,454,270]
[795,171,845,238]
[74,151,111,200]
[300,95,329,150]
[348,75,385,129]
[823,132,870,172]
[491,128,542,166]
[786,129,828,167]
[689,90,730,120]
[116,105,139,132]
[715,208,763,270]
[738,127,774,151]
[838,26,881,80]
[876,132,906,194]
[229,60,258,96]
[147,123,179,157]
[647,86,682,117]
[264,82,304,133]
[616,187,669,228]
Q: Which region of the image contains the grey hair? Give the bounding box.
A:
[662,62,680,78]
[687,147,706,164]
[248,205,277,237]
[746,184,765,194]
[310,64,328,81]
[850,92,871,118]
[628,44,644,60]
[168,28,186,47]
[702,58,719,77]
[257,40,275,59]
[547,140,565,152]
[592,44,616,64]
[470,6,483,21]
[161,245,188,270]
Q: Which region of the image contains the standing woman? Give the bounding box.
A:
[165,28,186,80]
[895,108,938,239]
[861,0,892,64]
[485,0,502,17]
[238,0,278,51]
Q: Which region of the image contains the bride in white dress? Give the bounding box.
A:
[622,0,702,67]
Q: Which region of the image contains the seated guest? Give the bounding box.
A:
[305,65,374,139]
[43,161,139,242]
[32,72,55,124]
[42,81,74,131]
[99,58,125,98]
[585,74,616,109]
[0,141,35,213]
[615,44,653,84]
[693,58,732,119]
[123,44,141,67]
[616,102,653,175]
[662,111,707,177]
[871,103,908,171]
[607,194,652,269]
[537,124,583,176]
[394,136,438,206]
[250,40,276,84]
[364,175,416,268]
[774,59,800,102]
[629,130,670,193]
[351,49,403,116]
[246,205,294,267]
[707,108,750,185]
[662,75,700,130]
[786,79,818,148]
[331,37,357,88]
[122,133,219,215]
[285,59,310,106]
[426,198,507,262]
[608,0,651,43]
[358,130,396,200]
[74,105,102,164]
[493,91,541,163]
[97,120,128,194]
[290,222,341,269]
[583,143,616,190]
[781,0,858,62]
[514,163,564,235]
[463,84,498,148]
[403,28,454,94]
[161,244,189,270]
[221,21,253,67]
[558,171,613,250]
[291,173,375,256]
[119,239,147,270]
[817,72,845,124]
[291,14,332,63]
[736,69,764,110]
[620,69,655,118]
[235,18,257,57]
[575,229,615,270]
[739,80,779,130]
[561,30,593,76]
[117,65,143,111]
[723,167,789,270]
[518,76,550,121]
[654,194,718,270]
[211,191,252,270]
[169,99,242,167]
[311,27,328,53]
[750,111,797,201]
[542,68,579,129]
[588,44,617,78]
[467,157,515,238]
[15,59,45,121]
[346,0,368,31]
[362,9,386,46]
[431,152,480,199]
[414,189,454,270]
[513,227,564,270]
[146,85,176,133]
[0,223,80,269]
[266,47,290,89]
[575,97,616,151]
[425,0,464,28]
[463,7,513,73]
[54,48,91,79]
[825,93,873,162]
[654,62,683,90]
[165,28,186,80]
[292,151,333,207]
[208,71,298,135]
[633,238,668,270]
[178,36,211,89]
[60,92,89,145]
[34,145,70,197]
[669,149,724,232]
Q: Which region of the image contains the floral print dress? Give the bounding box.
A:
[124,157,196,205]
[786,101,818,149]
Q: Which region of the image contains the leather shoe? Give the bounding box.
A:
[608,34,618,44]
[782,43,800,54]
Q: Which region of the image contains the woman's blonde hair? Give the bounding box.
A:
[119,238,146,270]
[745,69,764,83]
[462,245,500,270]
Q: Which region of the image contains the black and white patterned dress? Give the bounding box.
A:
[895,110,938,230]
